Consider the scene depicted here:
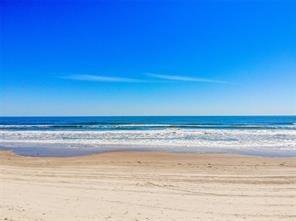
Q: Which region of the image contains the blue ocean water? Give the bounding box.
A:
[0,116,295,156]
[0,116,295,130]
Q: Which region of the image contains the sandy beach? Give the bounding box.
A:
[1,150,296,221]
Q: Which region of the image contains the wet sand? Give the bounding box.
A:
[1,150,296,221]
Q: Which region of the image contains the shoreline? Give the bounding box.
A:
[1,149,296,171]
[2,148,296,161]
[2,144,296,158]
[1,150,296,220]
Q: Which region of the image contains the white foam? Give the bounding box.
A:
[1,128,296,153]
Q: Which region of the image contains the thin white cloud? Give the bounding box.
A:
[61,74,144,83]
[146,73,230,84]
[60,73,231,84]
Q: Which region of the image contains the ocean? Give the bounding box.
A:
[0,116,295,156]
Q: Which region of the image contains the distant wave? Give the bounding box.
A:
[0,122,296,131]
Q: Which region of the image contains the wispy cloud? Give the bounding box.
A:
[146,73,230,84]
[61,74,144,83]
[60,73,231,85]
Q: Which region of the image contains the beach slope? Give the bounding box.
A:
[1,151,296,221]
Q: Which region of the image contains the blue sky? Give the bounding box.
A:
[0,0,295,116]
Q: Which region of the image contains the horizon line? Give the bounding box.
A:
[1,114,295,117]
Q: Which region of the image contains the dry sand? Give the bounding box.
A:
[1,150,296,221]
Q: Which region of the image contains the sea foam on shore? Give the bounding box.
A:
[1,116,296,156]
